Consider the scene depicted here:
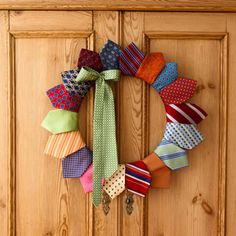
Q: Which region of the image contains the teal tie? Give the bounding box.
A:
[76,67,120,206]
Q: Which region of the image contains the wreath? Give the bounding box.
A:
[41,40,207,212]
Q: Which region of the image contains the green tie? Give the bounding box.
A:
[41,109,78,134]
[76,67,120,206]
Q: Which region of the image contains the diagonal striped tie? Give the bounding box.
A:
[164,123,204,149]
[154,138,188,170]
[165,103,207,124]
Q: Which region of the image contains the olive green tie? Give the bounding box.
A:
[76,67,120,206]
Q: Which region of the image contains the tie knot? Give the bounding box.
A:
[76,66,120,83]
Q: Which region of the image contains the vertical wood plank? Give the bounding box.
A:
[119,11,146,236]
[93,10,121,236]
[0,10,9,236]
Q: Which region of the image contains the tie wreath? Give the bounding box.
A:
[41,39,208,211]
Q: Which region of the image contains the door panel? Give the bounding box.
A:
[0,10,234,236]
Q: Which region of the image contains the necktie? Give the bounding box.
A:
[119,42,145,76]
[164,123,204,149]
[154,138,188,170]
[62,147,92,178]
[47,84,82,112]
[151,167,171,188]
[142,152,165,172]
[44,131,85,159]
[136,53,165,84]
[165,103,207,124]
[104,164,126,199]
[79,164,105,193]
[100,39,122,70]
[61,68,93,98]
[41,109,78,134]
[76,67,120,206]
[125,160,152,197]
[152,62,178,92]
[160,77,197,104]
[77,49,103,72]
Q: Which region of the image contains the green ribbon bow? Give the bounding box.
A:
[76,67,120,206]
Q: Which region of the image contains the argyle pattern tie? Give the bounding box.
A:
[165,103,207,124]
[119,42,145,76]
[77,49,103,72]
[41,109,78,134]
[100,39,122,70]
[164,123,204,149]
[125,160,152,197]
[47,84,82,112]
[62,147,93,178]
[136,53,165,84]
[76,67,120,206]
[44,131,85,159]
[154,138,188,170]
[160,77,197,104]
[152,62,178,92]
[61,68,93,98]
[104,164,125,199]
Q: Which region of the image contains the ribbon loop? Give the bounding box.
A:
[76,66,120,206]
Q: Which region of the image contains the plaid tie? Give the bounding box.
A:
[160,77,197,104]
[41,109,78,134]
[136,53,165,84]
[61,68,93,98]
[165,103,207,124]
[164,123,204,149]
[104,164,126,199]
[154,138,188,170]
[46,84,82,112]
[62,147,93,178]
[100,39,122,70]
[119,42,145,76]
[44,131,85,159]
[152,62,178,92]
[125,160,152,197]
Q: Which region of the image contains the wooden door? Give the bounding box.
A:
[1,10,236,236]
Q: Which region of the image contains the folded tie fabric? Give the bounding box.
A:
[151,167,171,188]
[136,53,165,84]
[154,138,188,170]
[165,103,208,124]
[41,109,78,134]
[47,84,82,112]
[119,42,145,76]
[79,164,105,193]
[160,77,197,104]
[125,160,152,197]
[44,131,85,159]
[164,123,204,149]
[100,40,122,70]
[142,152,165,172]
[61,68,93,98]
[104,164,125,199]
[152,62,178,92]
[62,147,93,178]
[77,49,103,72]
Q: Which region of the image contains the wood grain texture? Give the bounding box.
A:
[92,11,121,236]
[2,0,236,11]
[0,11,9,236]
[8,11,93,236]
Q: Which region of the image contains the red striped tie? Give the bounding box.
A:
[165,103,207,124]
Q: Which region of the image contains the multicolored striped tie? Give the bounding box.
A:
[165,103,207,124]
[152,62,178,92]
[164,123,204,149]
[154,138,188,170]
[119,42,145,76]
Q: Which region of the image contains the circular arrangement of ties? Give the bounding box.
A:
[41,40,207,208]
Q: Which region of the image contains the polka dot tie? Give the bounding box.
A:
[76,67,120,206]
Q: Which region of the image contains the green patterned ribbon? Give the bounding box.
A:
[76,67,120,206]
